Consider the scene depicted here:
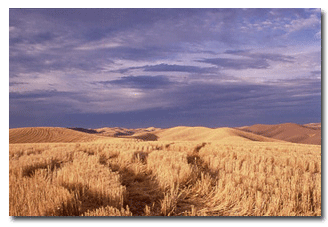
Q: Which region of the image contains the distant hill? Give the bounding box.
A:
[238,123,321,145]
[9,126,163,143]
[92,127,162,137]
[153,126,281,142]
[10,123,321,145]
[303,123,321,130]
[9,127,104,143]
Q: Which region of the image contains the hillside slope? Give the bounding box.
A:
[9,127,105,144]
[154,126,281,142]
[239,123,321,145]
[91,127,162,137]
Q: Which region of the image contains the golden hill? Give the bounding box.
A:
[9,127,105,144]
[92,127,162,137]
[153,126,281,142]
[10,123,321,144]
[303,123,321,130]
[239,123,321,145]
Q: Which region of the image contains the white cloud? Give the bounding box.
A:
[75,41,122,50]
[284,14,320,33]
[315,31,321,39]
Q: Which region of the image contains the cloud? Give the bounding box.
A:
[104,46,182,61]
[10,52,106,75]
[237,9,321,45]
[9,74,321,128]
[9,9,321,128]
[197,58,270,70]
[315,31,321,39]
[10,31,56,45]
[142,63,215,73]
[9,82,28,87]
[311,70,321,77]
[9,89,80,119]
[224,50,295,63]
[285,14,320,33]
[9,90,73,100]
[194,50,295,72]
[113,63,217,74]
[99,75,173,90]
[224,50,249,55]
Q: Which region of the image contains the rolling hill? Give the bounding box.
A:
[76,127,163,137]
[9,127,105,144]
[10,123,321,145]
[152,126,281,142]
[238,123,321,145]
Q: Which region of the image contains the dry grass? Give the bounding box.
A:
[9,138,321,216]
[194,142,321,216]
[147,150,193,190]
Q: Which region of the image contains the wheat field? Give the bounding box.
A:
[9,126,321,216]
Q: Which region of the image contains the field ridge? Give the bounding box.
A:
[9,127,105,144]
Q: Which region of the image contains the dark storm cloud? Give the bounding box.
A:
[164,83,272,109]
[10,55,91,74]
[224,49,295,63]
[100,75,173,90]
[32,32,56,43]
[253,53,294,62]
[279,77,321,94]
[197,58,270,70]
[9,8,321,128]
[10,90,74,120]
[10,45,184,76]
[113,63,216,74]
[198,50,295,70]
[143,64,215,73]
[9,82,28,86]
[224,50,249,55]
[161,81,320,121]
[310,70,321,76]
[101,46,182,61]
[8,8,309,77]
[10,49,111,75]
[9,90,73,100]
[12,78,319,114]
[10,8,228,47]
[20,8,203,29]
[9,89,104,120]
[10,31,56,45]
[9,76,321,128]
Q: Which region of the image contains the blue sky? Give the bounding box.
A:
[9,8,321,129]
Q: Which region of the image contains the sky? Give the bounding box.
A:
[9,8,321,129]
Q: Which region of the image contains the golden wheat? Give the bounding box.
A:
[9,139,321,216]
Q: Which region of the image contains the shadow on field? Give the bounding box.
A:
[100,151,163,216]
[59,182,122,216]
[22,159,64,178]
[120,161,163,215]
[187,142,218,182]
[133,133,158,141]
